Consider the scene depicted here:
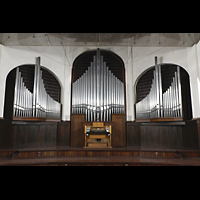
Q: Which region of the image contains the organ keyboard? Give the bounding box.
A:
[84,122,112,148]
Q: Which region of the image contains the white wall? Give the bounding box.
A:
[0,44,200,121]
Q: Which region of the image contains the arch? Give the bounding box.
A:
[3,64,61,120]
[134,62,191,93]
[4,63,63,93]
[40,65,63,91]
[72,48,125,83]
[71,48,126,121]
[134,63,192,120]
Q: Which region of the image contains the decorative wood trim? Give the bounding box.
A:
[135,117,183,123]
[13,116,61,122]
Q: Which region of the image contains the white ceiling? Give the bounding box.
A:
[0,33,200,47]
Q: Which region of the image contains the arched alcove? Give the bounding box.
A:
[4,64,61,120]
[135,63,192,121]
[72,48,125,84]
[71,48,126,120]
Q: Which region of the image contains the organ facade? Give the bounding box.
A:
[135,57,187,122]
[0,45,199,152]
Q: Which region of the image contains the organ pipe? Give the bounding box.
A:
[72,48,125,121]
[13,57,61,119]
[135,57,183,120]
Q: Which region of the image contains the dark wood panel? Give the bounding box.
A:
[112,114,126,147]
[1,147,200,166]
[126,121,140,147]
[70,114,85,147]
[57,121,70,146]
[139,125,183,149]
[182,120,199,149]
[126,120,200,150]
[2,118,200,150]
[12,121,57,148]
[0,119,13,148]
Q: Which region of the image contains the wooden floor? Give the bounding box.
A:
[0,147,200,166]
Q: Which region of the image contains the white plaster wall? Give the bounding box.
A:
[0,44,200,121]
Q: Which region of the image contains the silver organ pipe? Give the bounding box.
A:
[13,57,61,119]
[13,68,33,117]
[72,48,125,121]
[162,66,182,118]
[136,57,183,120]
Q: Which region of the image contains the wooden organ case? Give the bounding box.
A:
[71,49,126,148]
[3,57,63,149]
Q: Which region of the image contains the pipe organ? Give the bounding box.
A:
[13,67,33,117]
[72,48,125,121]
[135,57,183,121]
[13,57,61,120]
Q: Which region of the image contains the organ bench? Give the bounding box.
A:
[84,122,112,148]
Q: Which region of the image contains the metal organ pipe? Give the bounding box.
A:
[162,66,182,118]
[135,59,183,120]
[72,48,125,122]
[13,57,61,119]
[13,68,33,118]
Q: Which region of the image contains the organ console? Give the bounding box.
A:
[135,57,183,121]
[13,57,61,120]
[72,48,125,122]
[84,122,112,148]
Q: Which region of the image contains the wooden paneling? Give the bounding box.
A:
[112,114,126,147]
[1,148,200,160]
[126,121,140,147]
[197,119,200,147]
[0,120,70,149]
[12,121,57,148]
[1,147,200,166]
[139,124,183,149]
[182,120,198,149]
[2,118,200,151]
[126,120,200,150]
[57,121,70,146]
[70,114,85,147]
[0,119,13,148]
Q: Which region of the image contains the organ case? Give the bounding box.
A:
[135,57,185,122]
[71,48,125,122]
[12,57,61,121]
[71,49,126,147]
